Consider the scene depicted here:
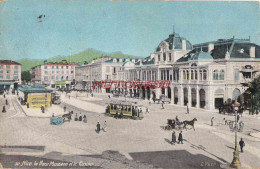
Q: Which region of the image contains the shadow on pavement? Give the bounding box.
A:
[129,150,222,169]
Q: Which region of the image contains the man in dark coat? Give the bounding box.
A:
[187,104,189,114]
[6,99,8,105]
[239,138,245,153]
[171,131,176,144]
[178,131,183,144]
[96,122,100,134]
[2,106,6,113]
[237,115,240,122]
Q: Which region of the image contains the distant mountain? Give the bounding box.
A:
[19,49,139,71]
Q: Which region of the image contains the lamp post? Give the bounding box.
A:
[230,101,241,169]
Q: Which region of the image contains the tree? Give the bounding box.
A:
[241,76,260,114]
[21,71,31,83]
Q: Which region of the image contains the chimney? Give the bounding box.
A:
[250,46,255,58]
[182,39,186,50]
[208,43,214,52]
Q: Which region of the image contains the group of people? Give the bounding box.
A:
[74,113,87,123]
[96,121,107,134]
[171,131,183,144]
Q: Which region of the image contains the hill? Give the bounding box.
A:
[19,49,138,71]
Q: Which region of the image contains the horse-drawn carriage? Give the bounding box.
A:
[163,117,197,131]
[50,111,73,125]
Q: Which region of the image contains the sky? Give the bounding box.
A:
[0,0,259,60]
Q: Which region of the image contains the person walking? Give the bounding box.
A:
[83,115,87,123]
[146,107,149,114]
[79,113,82,121]
[211,117,214,126]
[237,114,240,122]
[2,106,6,113]
[239,138,245,153]
[161,102,164,109]
[96,122,100,134]
[6,99,8,105]
[178,131,183,144]
[64,105,66,112]
[103,121,107,132]
[187,104,189,114]
[171,131,176,145]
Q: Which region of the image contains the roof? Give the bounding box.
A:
[189,52,213,61]
[18,85,53,93]
[177,38,260,62]
[0,60,21,65]
[156,32,192,51]
[44,62,78,66]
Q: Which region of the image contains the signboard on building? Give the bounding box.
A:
[27,93,52,109]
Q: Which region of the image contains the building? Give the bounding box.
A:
[0,60,21,91]
[31,61,78,88]
[75,57,140,93]
[119,32,260,111]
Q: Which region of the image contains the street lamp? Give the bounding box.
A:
[230,101,241,169]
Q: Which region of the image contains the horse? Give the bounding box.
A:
[183,118,197,131]
[62,111,73,122]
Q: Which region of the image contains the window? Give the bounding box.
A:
[0,65,3,69]
[66,76,69,80]
[44,66,48,69]
[56,66,58,69]
[71,71,73,74]
[66,66,69,69]
[45,71,48,74]
[61,66,63,69]
[167,70,169,80]
[191,70,194,80]
[203,70,207,80]
[158,54,160,61]
[44,76,48,81]
[61,76,64,80]
[163,53,166,61]
[113,67,116,74]
[200,70,203,80]
[52,66,54,69]
[56,76,59,80]
[15,65,18,69]
[14,71,18,74]
[183,70,186,80]
[0,70,3,73]
[169,53,172,61]
[14,76,18,80]
[213,70,218,80]
[220,70,224,80]
[195,70,198,80]
[234,69,239,82]
[6,65,10,69]
[6,70,10,74]
[186,71,189,80]
[51,76,54,80]
[0,76,3,79]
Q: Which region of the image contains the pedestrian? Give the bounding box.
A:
[6,99,8,105]
[115,111,119,119]
[2,106,6,113]
[74,113,78,121]
[108,95,110,99]
[171,131,176,145]
[4,94,5,98]
[96,122,100,134]
[103,121,107,132]
[239,138,245,153]
[187,104,189,114]
[64,105,66,112]
[79,113,82,121]
[161,102,164,109]
[211,117,214,126]
[146,107,149,114]
[83,115,87,123]
[237,115,240,122]
[178,131,183,144]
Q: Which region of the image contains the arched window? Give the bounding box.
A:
[213,70,219,80]
[158,54,160,61]
[186,71,189,80]
[203,70,207,80]
[66,76,69,81]
[191,70,194,80]
[200,70,203,80]
[195,70,198,80]
[163,53,166,61]
[61,76,64,81]
[183,70,186,80]
[220,69,225,80]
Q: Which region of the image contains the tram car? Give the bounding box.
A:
[106,100,143,120]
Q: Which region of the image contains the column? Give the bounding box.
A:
[196,87,200,108]
[178,86,183,106]
[188,86,192,108]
